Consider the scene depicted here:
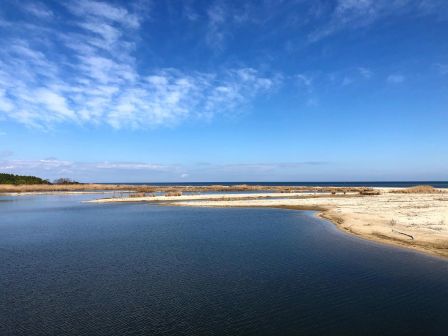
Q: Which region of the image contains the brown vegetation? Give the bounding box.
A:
[0,183,383,195]
[129,192,146,198]
[392,185,444,194]
[165,191,182,197]
[359,189,381,195]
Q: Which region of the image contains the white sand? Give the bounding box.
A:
[88,192,352,203]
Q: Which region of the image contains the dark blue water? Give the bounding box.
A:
[108,181,448,188]
[1,194,448,335]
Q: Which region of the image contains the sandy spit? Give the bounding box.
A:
[87,192,350,203]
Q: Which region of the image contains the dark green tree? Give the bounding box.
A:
[0,173,51,185]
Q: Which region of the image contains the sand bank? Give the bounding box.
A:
[91,188,448,258]
[87,191,354,203]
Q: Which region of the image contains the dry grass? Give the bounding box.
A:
[129,192,146,198]
[0,183,384,195]
[392,185,444,194]
[165,191,182,197]
[359,189,381,195]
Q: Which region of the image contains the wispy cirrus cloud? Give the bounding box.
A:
[206,1,227,49]
[358,67,373,79]
[309,0,448,42]
[0,158,182,181]
[64,0,142,28]
[309,0,383,42]
[435,63,448,75]
[22,2,54,19]
[0,158,329,182]
[387,74,405,83]
[299,66,374,91]
[0,159,171,172]
[296,74,319,106]
[0,0,279,129]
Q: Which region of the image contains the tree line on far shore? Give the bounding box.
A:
[0,173,79,185]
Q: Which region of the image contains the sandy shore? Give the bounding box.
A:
[90,188,448,258]
[87,191,355,203]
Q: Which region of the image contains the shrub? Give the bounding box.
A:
[53,178,79,185]
[393,185,442,194]
[165,191,182,197]
[359,189,381,195]
[129,192,146,198]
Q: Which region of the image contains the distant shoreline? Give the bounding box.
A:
[1,181,447,194]
[0,183,399,193]
[99,181,448,188]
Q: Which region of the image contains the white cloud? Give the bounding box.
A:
[0,158,181,179]
[309,0,448,42]
[23,2,54,19]
[94,162,168,170]
[296,74,313,88]
[65,0,141,28]
[78,22,123,45]
[183,2,199,21]
[0,159,71,173]
[309,0,379,42]
[387,74,405,83]
[435,63,448,75]
[358,67,373,79]
[296,74,318,106]
[206,2,227,49]
[0,158,328,182]
[34,88,76,119]
[0,89,14,112]
[0,1,279,129]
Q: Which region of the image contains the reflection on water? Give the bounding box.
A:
[1,194,448,335]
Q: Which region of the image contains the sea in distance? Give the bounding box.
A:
[1,193,448,335]
[106,181,448,188]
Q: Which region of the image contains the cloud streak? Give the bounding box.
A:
[309,0,448,42]
[0,0,279,129]
[22,2,54,19]
[387,74,405,83]
[0,158,329,182]
[435,63,448,75]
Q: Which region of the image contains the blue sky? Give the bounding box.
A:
[0,0,447,182]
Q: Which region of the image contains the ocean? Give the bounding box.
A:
[108,181,448,188]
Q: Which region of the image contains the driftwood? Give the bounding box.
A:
[392,229,414,240]
[359,189,381,196]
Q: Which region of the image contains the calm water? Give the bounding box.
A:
[111,181,448,188]
[1,194,448,335]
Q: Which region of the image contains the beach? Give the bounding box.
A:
[90,187,448,258]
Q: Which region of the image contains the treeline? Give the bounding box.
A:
[0,173,79,185]
[0,173,50,185]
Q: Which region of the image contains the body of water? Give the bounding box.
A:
[1,194,448,335]
[108,181,448,188]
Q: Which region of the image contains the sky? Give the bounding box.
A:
[0,0,447,182]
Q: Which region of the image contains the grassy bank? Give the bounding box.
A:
[0,183,377,194]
